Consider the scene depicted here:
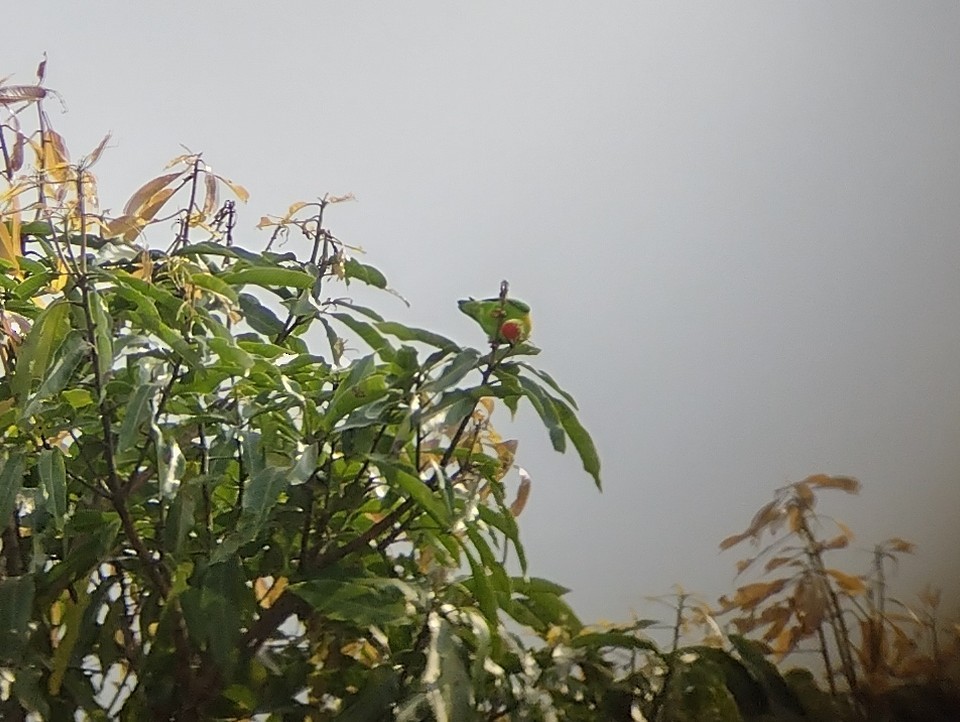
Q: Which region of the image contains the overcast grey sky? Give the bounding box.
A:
[6,2,959,624]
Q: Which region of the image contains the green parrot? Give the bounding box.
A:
[458,296,532,344]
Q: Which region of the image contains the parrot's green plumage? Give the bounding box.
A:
[458,296,532,343]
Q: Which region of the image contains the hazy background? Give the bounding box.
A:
[6,2,959,624]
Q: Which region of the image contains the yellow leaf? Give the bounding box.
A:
[886,537,915,554]
[130,248,154,281]
[732,579,789,610]
[0,197,22,272]
[826,568,866,595]
[83,132,112,168]
[805,474,860,493]
[340,638,381,667]
[123,171,184,216]
[103,214,144,243]
[139,187,177,223]
[719,531,751,551]
[48,255,69,291]
[217,175,249,203]
[286,201,309,218]
[255,576,288,609]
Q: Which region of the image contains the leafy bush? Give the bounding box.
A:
[0,65,631,721]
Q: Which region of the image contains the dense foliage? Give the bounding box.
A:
[1,64,957,721]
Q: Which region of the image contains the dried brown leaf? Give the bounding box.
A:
[805,474,860,493]
[9,129,25,173]
[764,555,797,572]
[326,192,356,204]
[123,171,184,216]
[719,531,751,551]
[103,215,143,242]
[886,537,915,554]
[510,472,531,517]
[761,606,791,642]
[821,534,849,551]
[827,568,866,595]
[794,572,828,633]
[43,129,70,164]
[732,579,789,610]
[0,85,47,105]
[787,506,802,533]
[83,132,112,168]
[139,188,176,223]
[770,624,801,658]
[917,584,941,609]
[793,482,814,508]
[202,171,218,217]
[164,153,199,170]
[35,53,47,84]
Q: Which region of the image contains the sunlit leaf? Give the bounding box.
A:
[123,171,184,216]
[731,580,789,610]
[826,568,866,595]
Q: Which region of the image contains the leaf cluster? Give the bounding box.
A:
[0,67,610,720]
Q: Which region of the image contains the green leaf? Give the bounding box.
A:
[421,349,481,393]
[461,547,498,624]
[330,312,396,361]
[38,449,67,529]
[728,635,805,716]
[10,298,70,402]
[188,271,239,302]
[289,574,408,626]
[425,615,473,721]
[220,266,315,290]
[323,356,391,428]
[343,257,387,289]
[174,241,262,263]
[377,460,449,527]
[336,666,401,722]
[22,331,90,418]
[0,451,26,525]
[207,336,255,370]
[241,466,289,531]
[238,293,286,337]
[518,362,579,409]
[89,286,114,381]
[12,271,52,300]
[0,574,34,662]
[164,477,201,556]
[117,382,158,454]
[477,506,526,574]
[516,375,566,453]
[376,321,459,351]
[554,397,602,490]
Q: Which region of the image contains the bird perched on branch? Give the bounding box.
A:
[458,296,532,344]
